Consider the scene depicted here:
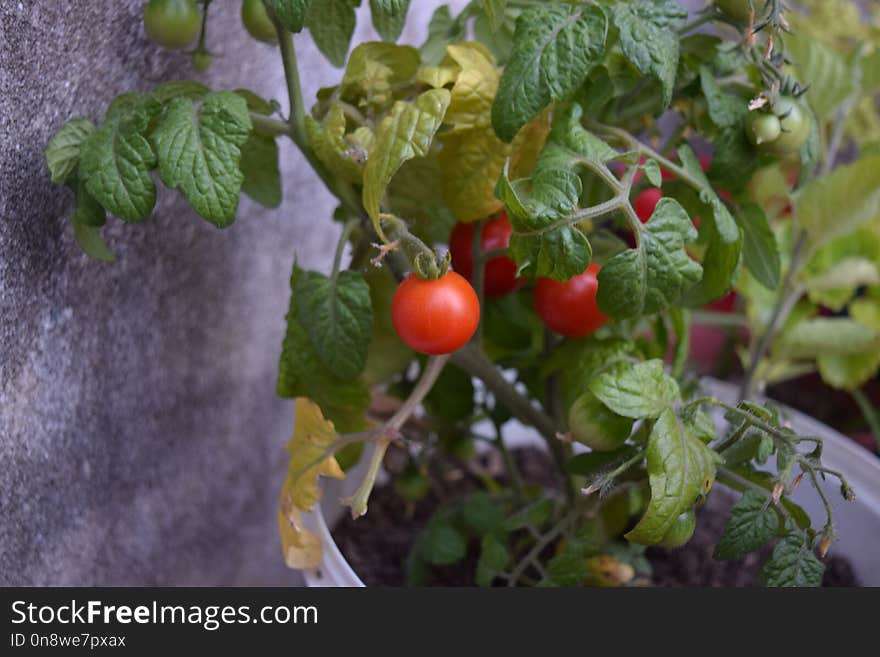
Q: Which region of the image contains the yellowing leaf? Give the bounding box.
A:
[444,43,499,133]
[277,398,346,570]
[417,63,461,88]
[341,42,421,114]
[439,128,507,221]
[362,88,451,226]
[285,398,345,509]
[278,500,322,569]
[305,104,366,186]
[508,107,550,179]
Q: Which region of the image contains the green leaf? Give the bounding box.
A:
[498,173,592,281]
[305,0,359,67]
[817,348,880,391]
[677,146,741,306]
[233,88,276,116]
[150,81,210,105]
[491,2,607,142]
[713,490,779,560]
[545,540,591,586]
[481,0,507,34]
[295,270,373,380]
[681,406,717,445]
[786,34,856,121]
[79,94,157,222]
[424,363,475,422]
[150,91,252,227]
[473,8,516,66]
[269,0,312,33]
[641,159,662,187]
[46,118,96,184]
[277,265,369,433]
[68,174,106,228]
[498,103,618,279]
[699,66,745,129]
[362,88,450,223]
[777,318,880,359]
[761,534,824,587]
[476,534,510,587]
[505,498,553,531]
[736,202,780,290]
[239,133,281,208]
[597,198,702,318]
[422,521,467,566]
[625,409,719,545]
[612,0,687,108]
[796,156,880,248]
[589,359,679,420]
[72,220,115,263]
[369,0,410,42]
[461,492,505,534]
[420,5,466,66]
[67,175,115,262]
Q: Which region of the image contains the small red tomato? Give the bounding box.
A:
[449,212,524,297]
[533,263,607,337]
[634,187,663,223]
[391,271,480,355]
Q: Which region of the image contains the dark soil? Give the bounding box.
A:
[333,447,858,587]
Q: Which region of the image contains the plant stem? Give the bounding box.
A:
[451,344,558,443]
[249,114,291,137]
[347,354,450,518]
[852,388,880,452]
[493,419,525,498]
[507,513,571,587]
[269,12,364,220]
[739,229,807,400]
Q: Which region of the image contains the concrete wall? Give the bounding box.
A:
[0,0,453,586]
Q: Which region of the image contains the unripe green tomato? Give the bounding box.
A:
[191,50,212,73]
[657,510,696,548]
[715,0,754,22]
[567,391,634,452]
[143,0,201,50]
[765,96,811,156]
[242,0,278,43]
[745,111,782,146]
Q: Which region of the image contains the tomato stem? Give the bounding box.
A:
[347,354,450,518]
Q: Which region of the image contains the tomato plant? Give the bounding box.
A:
[449,212,524,297]
[391,271,480,355]
[143,0,201,50]
[47,0,880,588]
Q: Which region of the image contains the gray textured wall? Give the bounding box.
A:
[0,0,456,586]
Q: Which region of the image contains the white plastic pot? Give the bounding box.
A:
[302,379,880,587]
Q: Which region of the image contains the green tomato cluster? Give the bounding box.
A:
[745,96,811,156]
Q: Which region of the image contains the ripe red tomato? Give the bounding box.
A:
[634,187,663,223]
[533,263,607,337]
[449,212,524,297]
[391,271,480,355]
